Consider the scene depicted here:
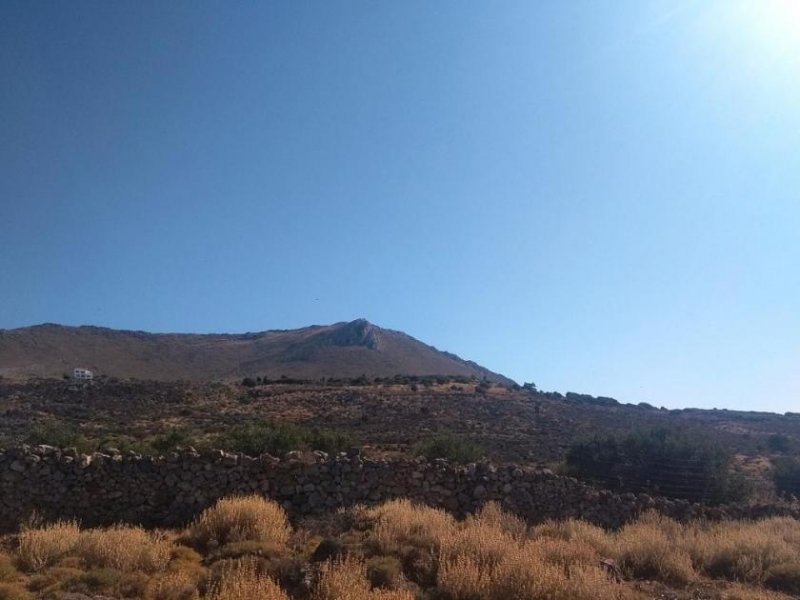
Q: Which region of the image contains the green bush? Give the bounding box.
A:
[767,434,791,453]
[24,419,92,452]
[565,428,749,504]
[415,433,483,463]
[151,428,195,453]
[217,420,352,456]
[773,457,800,497]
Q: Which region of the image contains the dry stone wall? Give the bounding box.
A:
[0,445,796,532]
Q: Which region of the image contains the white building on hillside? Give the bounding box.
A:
[72,367,93,380]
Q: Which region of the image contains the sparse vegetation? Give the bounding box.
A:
[414,433,484,463]
[565,427,751,503]
[187,495,291,551]
[772,457,800,497]
[2,496,800,598]
[216,420,353,457]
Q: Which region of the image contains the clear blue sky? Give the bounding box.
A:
[2,1,798,412]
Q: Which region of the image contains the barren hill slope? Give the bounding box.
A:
[0,319,513,383]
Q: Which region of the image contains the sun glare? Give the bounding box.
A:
[738,0,800,55]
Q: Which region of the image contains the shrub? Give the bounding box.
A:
[565,427,749,503]
[688,517,800,592]
[436,502,633,600]
[152,429,195,453]
[217,421,352,456]
[26,566,84,594]
[772,457,800,497]
[366,555,404,589]
[206,558,288,600]
[313,556,413,600]
[531,519,614,558]
[0,583,35,600]
[188,495,290,551]
[0,555,18,583]
[23,419,91,452]
[414,433,483,463]
[17,520,81,572]
[367,499,455,555]
[146,569,201,600]
[767,434,791,453]
[75,525,171,573]
[77,567,123,592]
[612,512,696,585]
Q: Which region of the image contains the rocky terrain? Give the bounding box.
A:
[1,377,797,464]
[0,320,511,383]
[0,377,799,599]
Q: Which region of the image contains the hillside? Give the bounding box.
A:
[0,319,513,384]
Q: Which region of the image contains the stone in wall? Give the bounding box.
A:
[0,445,796,532]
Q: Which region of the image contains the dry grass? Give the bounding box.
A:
[205,558,288,600]
[146,569,201,600]
[313,556,414,600]
[436,505,635,600]
[4,496,800,599]
[688,517,800,593]
[0,582,35,600]
[75,525,172,573]
[613,512,696,585]
[188,495,290,550]
[366,499,455,554]
[717,583,795,599]
[531,518,614,556]
[17,521,80,572]
[0,554,19,583]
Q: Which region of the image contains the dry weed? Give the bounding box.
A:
[205,558,288,600]
[17,520,80,572]
[76,525,172,572]
[689,517,800,592]
[367,499,454,555]
[613,512,696,585]
[531,518,615,556]
[313,556,413,600]
[146,569,201,600]
[189,496,290,550]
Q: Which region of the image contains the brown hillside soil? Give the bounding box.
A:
[1,378,797,470]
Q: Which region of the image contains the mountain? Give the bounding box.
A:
[0,319,514,384]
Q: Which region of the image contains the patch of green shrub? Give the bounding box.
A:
[151,428,195,453]
[565,428,749,504]
[772,457,800,497]
[767,434,791,454]
[24,419,92,452]
[415,433,483,463]
[217,420,352,456]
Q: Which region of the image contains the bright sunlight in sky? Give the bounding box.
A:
[1,1,798,412]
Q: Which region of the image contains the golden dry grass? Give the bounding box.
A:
[146,569,201,600]
[436,505,635,600]
[687,517,800,592]
[205,558,288,600]
[75,525,172,573]
[613,512,696,585]
[0,554,19,583]
[366,498,454,555]
[313,556,414,600]
[17,521,80,572]
[188,495,290,550]
[5,496,800,599]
